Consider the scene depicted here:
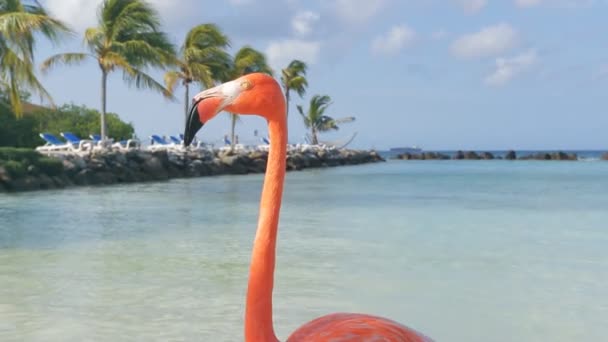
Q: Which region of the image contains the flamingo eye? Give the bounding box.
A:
[240,80,253,90]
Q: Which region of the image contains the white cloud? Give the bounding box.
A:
[515,0,543,7]
[266,39,321,70]
[44,0,100,32]
[332,0,389,25]
[456,0,487,13]
[451,23,519,59]
[371,25,416,56]
[485,49,538,86]
[292,11,320,36]
[43,0,202,32]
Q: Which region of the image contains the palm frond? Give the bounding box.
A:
[40,52,91,74]
[288,75,308,97]
[84,27,104,52]
[281,59,308,100]
[164,70,184,93]
[233,45,273,77]
[101,51,134,74]
[296,104,310,128]
[187,62,214,88]
[183,23,230,52]
[0,12,71,44]
[123,66,175,100]
[2,47,54,117]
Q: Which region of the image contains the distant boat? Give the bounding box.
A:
[390,146,422,153]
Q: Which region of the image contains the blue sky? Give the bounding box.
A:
[34,0,608,150]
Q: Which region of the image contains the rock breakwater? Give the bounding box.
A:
[0,147,384,193]
[394,150,581,161]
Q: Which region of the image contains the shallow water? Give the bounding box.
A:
[1,160,607,341]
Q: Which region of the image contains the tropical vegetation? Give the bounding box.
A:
[0,0,355,151]
[281,60,308,118]
[0,0,70,117]
[297,95,355,145]
[164,23,231,121]
[0,146,63,178]
[41,0,175,141]
[0,97,134,148]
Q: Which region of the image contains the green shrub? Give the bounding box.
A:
[1,160,27,178]
[0,147,64,177]
[0,147,41,163]
[37,157,64,176]
[1,101,135,148]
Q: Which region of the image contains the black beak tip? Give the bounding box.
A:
[184,101,203,147]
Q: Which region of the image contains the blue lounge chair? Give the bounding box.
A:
[150,135,171,145]
[169,135,182,145]
[36,133,72,152]
[89,134,102,143]
[61,132,94,150]
[148,134,181,151]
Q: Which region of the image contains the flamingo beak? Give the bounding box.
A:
[183,85,229,147]
[184,99,204,147]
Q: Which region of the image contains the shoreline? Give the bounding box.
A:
[0,146,385,193]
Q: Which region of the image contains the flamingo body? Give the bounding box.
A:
[185,73,433,342]
[287,313,431,342]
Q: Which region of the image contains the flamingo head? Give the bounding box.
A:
[184,73,285,146]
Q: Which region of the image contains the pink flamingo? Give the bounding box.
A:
[184,73,433,342]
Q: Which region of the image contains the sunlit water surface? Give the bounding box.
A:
[1,160,607,341]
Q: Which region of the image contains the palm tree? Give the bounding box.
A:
[0,0,70,117]
[164,23,231,122]
[281,60,307,118]
[224,46,273,149]
[297,95,355,145]
[41,0,176,141]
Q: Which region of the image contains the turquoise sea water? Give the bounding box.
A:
[1,160,607,341]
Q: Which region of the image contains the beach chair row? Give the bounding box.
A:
[36,132,140,153]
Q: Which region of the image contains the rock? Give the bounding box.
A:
[0,166,10,183]
[463,151,480,160]
[480,152,495,160]
[602,153,608,161]
[51,176,68,188]
[505,150,517,160]
[142,156,168,179]
[550,151,577,161]
[518,152,576,161]
[38,174,56,190]
[248,158,267,173]
[74,169,94,185]
[1,146,385,192]
[10,176,42,191]
[92,172,117,184]
[27,164,39,174]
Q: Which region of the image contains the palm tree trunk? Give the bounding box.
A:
[100,68,108,141]
[312,126,318,145]
[285,88,290,118]
[230,114,237,150]
[184,82,190,125]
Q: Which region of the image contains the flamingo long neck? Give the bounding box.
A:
[245,116,287,342]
